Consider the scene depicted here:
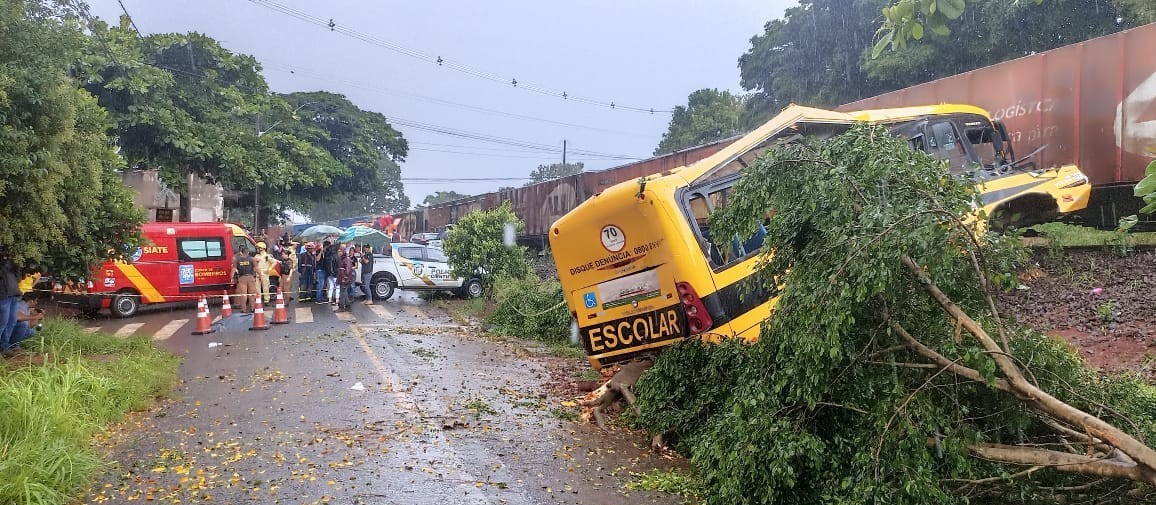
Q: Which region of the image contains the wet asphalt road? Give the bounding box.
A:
[73,293,683,505]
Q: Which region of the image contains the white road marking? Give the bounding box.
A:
[295,307,313,323]
[114,322,145,338]
[152,319,188,341]
[82,327,100,334]
[335,310,355,322]
[369,304,395,320]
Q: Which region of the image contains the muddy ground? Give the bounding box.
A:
[999,248,1156,377]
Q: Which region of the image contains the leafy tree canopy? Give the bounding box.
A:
[528,162,584,184]
[442,202,530,292]
[421,191,470,207]
[738,0,1147,125]
[635,124,1156,504]
[876,0,1155,53]
[307,158,411,221]
[0,0,144,276]
[654,89,744,155]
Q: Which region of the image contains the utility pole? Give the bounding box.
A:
[254,114,260,233]
[562,139,567,166]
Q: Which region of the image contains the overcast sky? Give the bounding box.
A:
[84,0,794,206]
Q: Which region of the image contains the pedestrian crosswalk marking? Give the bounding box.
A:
[369,304,395,320]
[295,307,313,323]
[153,319,188,341]
[335,310,355,322]
[114,322,145,338]
[82,327,100,334]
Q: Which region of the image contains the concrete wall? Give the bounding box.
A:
[119,170,223,222]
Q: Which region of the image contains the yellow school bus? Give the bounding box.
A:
[549,104,1092,370]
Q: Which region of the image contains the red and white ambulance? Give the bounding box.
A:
[59,222,257,317]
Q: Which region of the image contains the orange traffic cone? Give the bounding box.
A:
[250,296,270,331]
[220,290,233,318]
[271,288,289,325]
[192,296,215,335]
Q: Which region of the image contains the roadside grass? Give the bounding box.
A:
[624,468,701,503]
[430,296,492,325]
[1028,222,1156,252]
[0,319,179,505]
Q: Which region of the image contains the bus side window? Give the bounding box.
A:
[688,187,767,267]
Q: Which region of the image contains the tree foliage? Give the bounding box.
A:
[1135,160,1156,214]
[654,89,744,155]
[0,0,144,276]
[738,0,1145,124]
[877,0,1155,52]
[421,191,469,207]
[442,202,529,292]
[528,162,584,184]
[634,125,1156,504]
[280,91,408,205]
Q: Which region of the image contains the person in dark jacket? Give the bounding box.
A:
[297,242,316,302]
[360,244,375,304]
[0,258,21,357]
[335,247,354,311]
[324,241,339,305]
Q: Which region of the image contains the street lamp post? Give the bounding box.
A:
[253,101,320,231]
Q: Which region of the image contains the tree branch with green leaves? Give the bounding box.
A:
[633,124,1156,504]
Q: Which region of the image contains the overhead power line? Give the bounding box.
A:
[246,0,674,115]
[386,116,643,160]
[266,62,653,138]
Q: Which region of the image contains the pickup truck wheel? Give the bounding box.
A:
[462,278,483,299]
[373,276,396,300]
[111,291,140,318]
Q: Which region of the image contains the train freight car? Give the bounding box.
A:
[841,22,1156,226]
[416,137,739,246]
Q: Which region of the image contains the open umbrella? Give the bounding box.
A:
[338,226,391,247]
[294,224,345,242]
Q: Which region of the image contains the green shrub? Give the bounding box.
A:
[0,319,179,505]
[633,124,1156,504]
[485,274,570,342]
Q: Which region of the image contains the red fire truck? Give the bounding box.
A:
[59,222,257,317]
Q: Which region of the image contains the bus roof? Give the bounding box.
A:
[846,104,990,123]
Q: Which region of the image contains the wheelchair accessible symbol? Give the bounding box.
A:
[583,292,597,309]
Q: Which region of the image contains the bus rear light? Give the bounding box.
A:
[676,281,712,335]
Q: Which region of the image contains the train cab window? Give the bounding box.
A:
[926,121,971,175]
[179,238,225,261]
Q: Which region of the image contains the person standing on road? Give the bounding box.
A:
[298,243,316,302]
[0,257,22,358]
[314,241,328,304]
[253,242,273,304]
[348,244,360,301]
[335,246,354,311]
[284,242,299,301]
[324,240,339,305]
[360,244,374,304]
[232,247,257,313]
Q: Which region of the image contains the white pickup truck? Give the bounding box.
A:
[368,243,483,300]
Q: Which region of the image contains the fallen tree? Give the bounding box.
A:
[630,124,1156,504]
